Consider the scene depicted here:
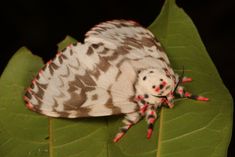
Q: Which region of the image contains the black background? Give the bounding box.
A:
[0,0,234,156]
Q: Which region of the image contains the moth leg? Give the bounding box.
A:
[181,76,192,83]
[162,99,174,109]
[176,86,209,101]
[113,111,144,143]
[146,105,157,139]
[165,92,175,108]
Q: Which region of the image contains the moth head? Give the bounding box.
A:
[135,69,175,99]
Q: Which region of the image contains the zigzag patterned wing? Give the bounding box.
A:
[24,42,138,118]
[85,20,170,66]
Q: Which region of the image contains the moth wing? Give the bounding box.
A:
[85,20,171,65]
[24,43,137,118]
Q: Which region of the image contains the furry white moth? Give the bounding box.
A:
[24,20,208,142]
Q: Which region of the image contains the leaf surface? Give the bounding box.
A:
[149,1,233,157]
[0,0,233,157]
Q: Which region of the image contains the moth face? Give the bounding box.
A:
[136,69,175,98]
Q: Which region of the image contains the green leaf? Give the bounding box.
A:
[57,35,77,51]
[148,1,233,157]
[0,0,233,157]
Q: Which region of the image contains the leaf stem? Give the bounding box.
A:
[157,108,164,157]
[49,118,53,157]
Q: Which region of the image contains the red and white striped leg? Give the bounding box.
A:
[162,99,174,109]
[146,105,157,139]
[176,86,209,101]
[181,76,192,83]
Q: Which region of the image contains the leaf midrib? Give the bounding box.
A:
[49,118,53,157]
[154,1,171,157]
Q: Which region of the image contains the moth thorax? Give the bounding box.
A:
[135,68,175,99]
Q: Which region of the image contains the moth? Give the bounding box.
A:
[24,20,208,142]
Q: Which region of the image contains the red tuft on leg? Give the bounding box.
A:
[182,77,192,83]
[163,99,174,108]
[140,104,148,115]
[197,96,209,101]
[184,92,192,97]
[113,132,125,143]
[147,128,153,139]
[149,118,155,124]
[179,89,183,94]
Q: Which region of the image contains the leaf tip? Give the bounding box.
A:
[57,35,77,51]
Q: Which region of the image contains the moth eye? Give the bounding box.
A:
[160,79,163,81]
[143,76,147,80]
[152,85,156,89]
[144,94,149,98]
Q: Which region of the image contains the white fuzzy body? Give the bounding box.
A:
[24,20,177,118]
